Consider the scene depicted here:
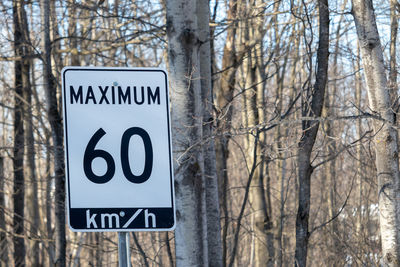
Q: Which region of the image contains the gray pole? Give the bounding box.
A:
[118,232,131,267]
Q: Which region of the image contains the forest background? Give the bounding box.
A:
[0,0,399,266]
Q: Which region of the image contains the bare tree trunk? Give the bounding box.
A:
[67,0,79,66]
[13,0,28,265]
[46,3,59,262]
[253,8,275,265]
[323,7,344,259]
[94,233,102,267]
[389,0,398,106]
[25,58,40,267]
[214,1,239,265]
[165,232,174,267]
[294,0,329,266]
[132,233,149,267]
[166,0,209,265]
[42,0,66,266]
[274,23,301,266]
[236,1,274,265]
[324,85,339,261]
[352,0,400,265]
[0,157,8,267]
[71,233,85,267]
[24,6,39,267]
[88,234,95,266]
[45,131,55,266]
[197,0,223,265]
[354,44,365,263]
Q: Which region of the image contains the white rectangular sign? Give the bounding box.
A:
[62,67,175,231]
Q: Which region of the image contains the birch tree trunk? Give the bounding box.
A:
[352,0,400,265]
[42,0,66,265]
[166,0,209,265]
[294,0,329,265]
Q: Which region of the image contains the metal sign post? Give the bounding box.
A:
[118,232,131,267]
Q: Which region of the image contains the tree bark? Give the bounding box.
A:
[214,1,239,265]
[354,45,365,263]
[44,131,55,266]
[197,0,223,265]
[24,47,40,267]
[0,157,8,267]
[67,0,80,66]
[294,0,329,266]
[389,0,398,107]
[13,0,28,265]
[323,5,345,259]
[238,1,274,264]
[41,0,66,266]
[164,232,175,267]
[166,0,209,265]
[352,0,400,265]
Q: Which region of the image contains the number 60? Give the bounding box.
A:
[83,127,153,184]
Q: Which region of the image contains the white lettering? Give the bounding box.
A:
[122,209,143,228]
[101,213,120,228]
[145,209,156,228]
[86,210,98,228]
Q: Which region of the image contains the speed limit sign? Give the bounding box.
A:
[62,67,175,232]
